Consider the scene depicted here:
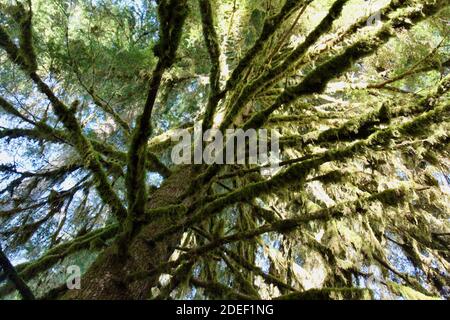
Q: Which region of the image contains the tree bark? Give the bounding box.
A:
[63,166,197,299]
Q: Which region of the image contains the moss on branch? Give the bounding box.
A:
[274,287,373,300]
[0,2,37,72]
[0,224,118,298]
[149,98,447,246]
[221,0,348,130]
[199,0,221,131]
[0,246,35,300]
[0,25,128,221]
[224,0,307,93]
[243,0,448,130]
[126,0,188,224]
[189,277,255,300]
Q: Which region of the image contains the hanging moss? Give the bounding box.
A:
[219,252,261,298]
[221,0,349,130]
[398,102,449,137]
[1,0,449,301]
[0,25,29,71]
[126,0,188,226]
[1,3,37,72]
[225,249,298,293]
[243,0,447,130]
[274,287,373,300]
[16,4,37,72]
[281,103,392,148]
[387,281,440,300]
[1,224,119,291]
[190,277,255,300]
[265,0,414,92]
[0,24,128,220]
[309,170,349,185]
[153,262,194,299]
[224,0,305,92]
[0,96,31,121]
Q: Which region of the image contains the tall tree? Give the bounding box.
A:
[0,0,449,300]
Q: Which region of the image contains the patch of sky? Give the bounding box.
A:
[358,264,391,300]
[147,172,163,187]
[433,172,450,194]
[294,254,304,267]
[385,239,430,292]
[385,232,418,277]
[261,233,280,250]
[396,169,408,181]
[255,245,270,274]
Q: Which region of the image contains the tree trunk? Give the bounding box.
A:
[63,166,197,299]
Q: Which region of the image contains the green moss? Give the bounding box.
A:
[224,0,304,92]
[275,287,373,300]
[89,237,107,251]
[242,0,447,130]
[311,170,349,184]
[190,277,254,300]
[143,204,188,223]
[388,281,440,300]
[15,224,118,282]
[126,0,188,228]
[0,26,28,71]
[199,0,221,131]
[225,249,297,292]
[221,0,349,130]
[17,5,37,72]
[399,102,449,136]
[1,3,37,72]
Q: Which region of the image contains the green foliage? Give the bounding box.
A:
[0,0,449,300]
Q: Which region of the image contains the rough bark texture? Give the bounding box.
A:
[63,166,197,299]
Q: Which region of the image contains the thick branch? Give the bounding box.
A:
[0,224,118,298]
[131,186,413,284]
[281,74,450,148]
[199,0,221,131]
[274,287,372,300]
[0,246,35,300]
[0,27,127,221]
[189,277,254,300]
[126,0,188,220]
[243,0,447,130]
[221,0,349,130]
[224,0,309,93]
[148,100,449,245]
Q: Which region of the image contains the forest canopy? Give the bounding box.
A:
[0,0,449,300]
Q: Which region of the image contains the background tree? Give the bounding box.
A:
[0,0,449,300]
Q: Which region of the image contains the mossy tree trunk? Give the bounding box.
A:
[64,166,197,299]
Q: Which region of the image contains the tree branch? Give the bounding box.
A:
[125,0,188,222]
[0,245,35,300]
[221,0,348,130]
[199,0,222,131]
[224,0,308,93]
[0,25,128,221]
[147,99,449,245]
[243,0,448,130]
